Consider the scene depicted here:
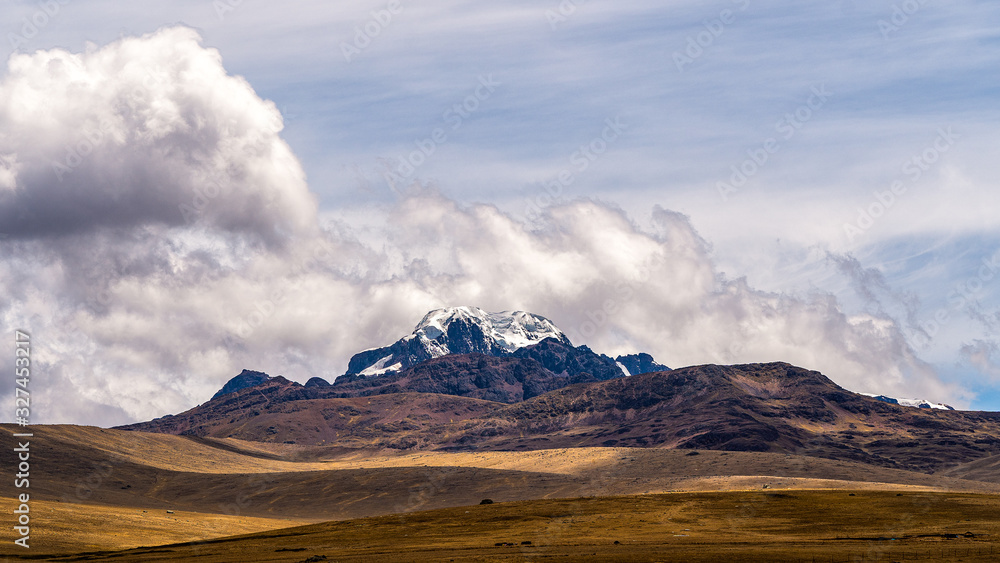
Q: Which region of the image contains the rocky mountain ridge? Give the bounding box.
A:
[345,306,573,377]
[118,361,1000,474]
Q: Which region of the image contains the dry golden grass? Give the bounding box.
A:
[8,490,999,562]
[33,425,340,474]
[17,427,1000,495]
[6,424,1000,561]
[0,497,306,554]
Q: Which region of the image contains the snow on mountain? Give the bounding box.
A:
[860,393,955,410]
[615,353,669,376]
[359,356,403,377]
[409,307,568,356]
[343,306,571,377]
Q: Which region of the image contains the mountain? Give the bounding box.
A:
[319,337,638,402]
[211,369,270,399]
[117,375,501,448]
[304,376,331,388]
[118,362,1000,473]
[331,306,668,387]
[510,337,625,381]
[614,352,669,376]
[344,306,571,377]
[210,304,670,403]
[860,393,955,410]
[329,354,580,403]
[120,307,983,475]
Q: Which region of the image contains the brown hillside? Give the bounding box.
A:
[119,362,1000,474]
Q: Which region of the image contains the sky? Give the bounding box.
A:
[2,0,1000,426]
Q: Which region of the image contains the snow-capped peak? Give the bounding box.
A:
[860,393,955,410]
[343,306,571,376]
[412,306,568,357]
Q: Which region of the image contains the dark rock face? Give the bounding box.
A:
[207,340,665,410]
[443,317,497,355]
[332,354,572,403]
[132,375,311,436]
[333,339,632,403]
[345,336,434,375]
[511,338,624,381]
[211,369,270,400]
[615,353,669,375]
[344,321,500,376]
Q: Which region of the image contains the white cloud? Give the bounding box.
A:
[2,188,964,424]
[0,25,972,426]
[0,26,317,243]
[961,340,1000,382]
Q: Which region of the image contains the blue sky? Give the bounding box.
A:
[2,0,1000,422]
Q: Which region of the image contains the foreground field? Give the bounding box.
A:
[4,424,1000,559]
[0,498,304,553]
[9,490,1000,562]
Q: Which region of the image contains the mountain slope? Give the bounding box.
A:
[211,369,270,399]
[317,337,642,398]
[860,392,955,410]
[510,338,625,381]
[121,376,500,448]
[13,423,1000,557]
[120,362,1000,473]
[615,352,669,376]
[330,353,604,403]
[438,362,1000,471]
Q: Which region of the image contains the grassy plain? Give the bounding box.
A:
[6,491,998,562]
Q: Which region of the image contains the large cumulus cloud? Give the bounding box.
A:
[3,189,962,424]
[0,28,962,426]
[373,193,953,405]
[0,26,317,242]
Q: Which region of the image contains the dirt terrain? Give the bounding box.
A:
[2,423,1000,559]
[8,491,1000,562]
[119,363,1000,475]
[7,361,1000,560]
